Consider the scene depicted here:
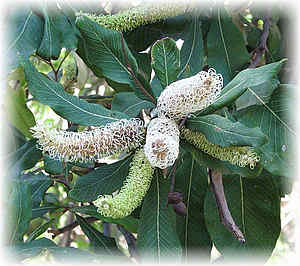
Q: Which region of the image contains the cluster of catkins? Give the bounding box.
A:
[32,68,260,218]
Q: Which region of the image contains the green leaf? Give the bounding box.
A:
[5,84,36,139]
[178,15,204,79]
[21,59,128,126]
[8,181,32,243]
[69,155,133,202]
[37,3,79,59]
[75,214,122,255]
[237,87,295,177]
[19,173,52,208]
[235,79,280,110]
[175,155,212,262]
[6,139,42,177]
[136,171,182,263]
[6,7,43,71]
[111,92,155,118]
[151,37,180,89]
[75,15,155,102]
[26,219,54,242]
[31,205,62,220]
[207,8,250,85]
[43,154,65,175]
[186,114,267,147]
[204,174,281,262]
[198,60,286,116]
[181,140,263,178]
[72,205,138,233]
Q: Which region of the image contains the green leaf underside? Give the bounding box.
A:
[6,8,43,71]
[75,15,155,101]
[8,181,32,244]
[137,172,182,263]
[237,88,295,177]
[111,92,154,118]
[207,8,250,85]
[175,155,212,261]
[75,214,122,255]
[37,4,79,60]
[187,114,267,147]
[204,175,281,262]
[69,155,133,202]
[22,59,128,126]
[151,37,180,89]
[72,205,138,233]
[198,60,286,116]
[178,15,204,78]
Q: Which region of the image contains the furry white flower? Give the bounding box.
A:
[144,117,180,169]
[31,118,145,163]
[155,68,223,119]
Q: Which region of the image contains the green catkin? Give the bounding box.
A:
[181,128,260,169]
[84,1,188,32]
[93,149,154,218]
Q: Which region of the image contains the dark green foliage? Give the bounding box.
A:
[4,2,294,264]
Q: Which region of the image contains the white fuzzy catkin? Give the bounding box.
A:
[144,117,180,169]
[155,68,223,119]
[31,118,146,163]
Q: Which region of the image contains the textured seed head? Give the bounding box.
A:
[155,69,223,119]
[31,118,146,163]
[144,117,179,169]
[93,149,154,218]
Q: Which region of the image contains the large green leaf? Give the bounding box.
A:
[186,114,267,147]
[6,7,44,72]
[8,181,32,243]
[6,139,42,177]
[136,171,182,263]
[175,155,212,262]
[72,205,138,233]
[19,173,52,208]
[237,87,295,177]
[198,60,286,116]
[22,59,128,126]
[151,37,180,89]
[37,3,79,59]
[204,174,281,262]
[76,214,122,255]
[178,15,204,79]
[111,92,154,118]
[207,8,250,85]
[75,15,155,102]
[69,155,133,202]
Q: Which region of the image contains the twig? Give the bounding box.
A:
[117,225,139,260]
[120,34,157,104]
[249,15,271,68]
[209,169,245,243]
[49,216,99,239]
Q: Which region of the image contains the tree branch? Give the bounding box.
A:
[249,15,271,68]
[209,169,245,243]
[117,225,139,260]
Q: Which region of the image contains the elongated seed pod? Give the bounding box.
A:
[31,118,145,163]
[181,128,260,169]
[84,1,188,32]
[155,68,223,120]
[93,149,154,218]
[144,117,180,169]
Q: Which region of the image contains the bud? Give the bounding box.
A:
[144,118,180,169]
[155,69,223,119]
[93,149,154,218]
[84,1,187,32]
[31,118,145,163]
[181,128,260,169]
